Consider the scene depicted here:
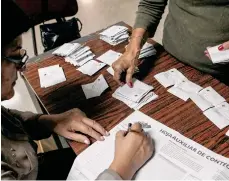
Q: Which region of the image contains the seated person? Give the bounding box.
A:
[112,0,229,86]
[1,0,154,180]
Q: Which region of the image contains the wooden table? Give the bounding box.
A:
[23,22,229,157]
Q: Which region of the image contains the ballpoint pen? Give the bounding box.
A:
[124,123,132,136]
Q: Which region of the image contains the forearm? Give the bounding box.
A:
[134,0,168,37]
[128,28,149,55]
[128,0,167,55]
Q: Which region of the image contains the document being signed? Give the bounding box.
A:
[67,111,229,180]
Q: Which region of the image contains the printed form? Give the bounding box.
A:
[67,111,229,180]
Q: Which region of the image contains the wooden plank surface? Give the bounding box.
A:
[23,23,229,157]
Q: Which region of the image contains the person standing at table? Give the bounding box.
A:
[112,0,229,86]
[1,0,154,180]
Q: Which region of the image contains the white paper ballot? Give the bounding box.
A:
[113,91,158,110]
[99,25,128,37]
[53,43,82,56]
[214,102,229,120]
[96,50,122,66]
[106,67,114,76]
[70,46,90,59]
[139,42,157,59]
[63,44,95,67]
[198,87,226,106]
[154,68,187,88]
[133,92,158,110]
[154,72,175,88]
[99,25,129,46]
[207,45,229,64]
[114,79,153,103]
[81,75,109,99]
[175,80,203,94]
[203,108,229,129]
[77,60,106,76]
[38,65,66,88]
[78,55,95,67]
[167,86,190,101]
[67,111,229,180]
[168,68,188,82]
[189,93,213,112]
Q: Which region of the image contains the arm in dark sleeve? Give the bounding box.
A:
[8,108,52,140]
[134,0,168,37]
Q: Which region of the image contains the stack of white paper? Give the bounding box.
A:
[52,43,82,57]
[65,46,95,67]
[38,65,66,88]
[99,25,129,46]
[139,42,157,59]
[113,79,157,110]
[207,45,229,64]
[96,50,122,66]
[81,75,109,99]
[53,42,95,67]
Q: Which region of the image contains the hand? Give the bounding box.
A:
[109,123,154,180]
[205,41,229,59]
[112,46,140,87]
[40,108,109,145]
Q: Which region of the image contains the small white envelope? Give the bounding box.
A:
[167,86,190,101]
[189,93,213,111]
[77,60,106,76]
[207,45,229,64]
[215,102,229,120]
[175,80,203,94]
[203,108,229,129]
[81,75,109,99]
[96,50,122,66]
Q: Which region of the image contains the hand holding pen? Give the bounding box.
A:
[109,122,154,180]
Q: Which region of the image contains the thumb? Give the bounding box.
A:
[116,130,126,139]
[223,41,229,50]
[219,41,229,51]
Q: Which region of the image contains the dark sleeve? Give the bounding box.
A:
[8,109,52,140]
[134,0,168,37]
[96,169,123,180]
[1,161,18,180]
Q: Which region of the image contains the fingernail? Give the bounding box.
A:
[100,136,105,141]
[84,140,90,145]
[129,82,133,88]
[106,131,110,136]
[218,45,224,51]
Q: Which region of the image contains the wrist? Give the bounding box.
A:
[38,114,57,131]
[126,41,141,57]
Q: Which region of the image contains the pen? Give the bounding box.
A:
[124,123,132,136]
